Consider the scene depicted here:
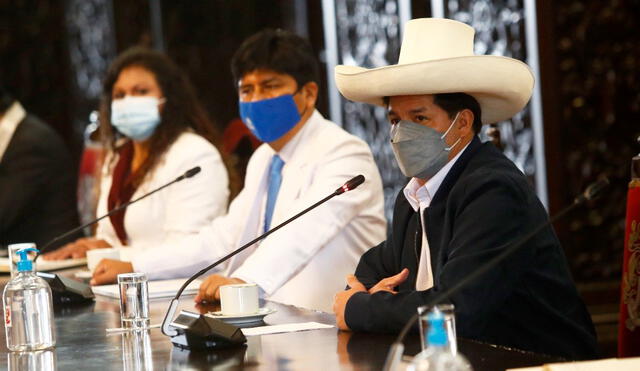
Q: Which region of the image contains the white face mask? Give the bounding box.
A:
[390,112,461,179]
[110,96,164,141]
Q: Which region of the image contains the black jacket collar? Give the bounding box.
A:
[432,135,482,205]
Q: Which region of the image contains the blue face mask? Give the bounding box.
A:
[239,94,302,142]
[111,96,163,141]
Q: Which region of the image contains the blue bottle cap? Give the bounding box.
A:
[16,247,39,272]
[427,311,448,347]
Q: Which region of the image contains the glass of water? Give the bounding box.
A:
[417,303,457,355]
[117,273,149,329]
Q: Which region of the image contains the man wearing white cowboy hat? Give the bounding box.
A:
[332,18,597,359]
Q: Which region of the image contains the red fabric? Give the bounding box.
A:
[76,145,104,228]
[107,142,136,246]
[78,146,102,175]
[222,118,261,154]
[619,184,640,357]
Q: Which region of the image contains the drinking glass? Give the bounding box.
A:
[117,273,149,329]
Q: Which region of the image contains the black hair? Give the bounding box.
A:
[100,47,239,194]
[0,85,14,113]
[433,93,482,134]
[383,93,483,133]
[231,29,319,88]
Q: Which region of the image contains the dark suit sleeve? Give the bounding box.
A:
[352,239,397,288]
[350,189,411,289]
[345,171,538,334]
[0,139,54,232]
[0,117,77,245]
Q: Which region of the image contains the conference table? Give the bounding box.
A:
[0,270,560,370]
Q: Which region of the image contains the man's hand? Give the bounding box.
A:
[333,274,367,331]
[90,259,134,285]
[333,269,411,331]
[195,275,246,303]
[42,238,111,260]
[367,268,409,294]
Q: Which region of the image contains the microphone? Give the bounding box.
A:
[382,176,610,371]
[31,166,202,305]
[335,174,365,195]
[574,177,609,204]
[177,166,202,181]
[161,175,366,351]
[36,166,202,259]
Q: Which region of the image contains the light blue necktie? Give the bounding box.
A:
[264,155,285,233]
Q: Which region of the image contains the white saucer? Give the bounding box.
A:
[206,307,276,324]
[74,270,93,279]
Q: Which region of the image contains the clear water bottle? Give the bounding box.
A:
[408,311,473,371]
[3,247,56,351]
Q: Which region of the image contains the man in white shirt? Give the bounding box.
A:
[92,29,386,313]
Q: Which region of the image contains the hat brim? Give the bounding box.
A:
[335,55,534,124]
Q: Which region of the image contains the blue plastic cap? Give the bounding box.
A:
[426,311,448,346]
[16,247,38,272]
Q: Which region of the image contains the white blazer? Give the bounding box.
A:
[95,131,229,252]
[131,111,386,312]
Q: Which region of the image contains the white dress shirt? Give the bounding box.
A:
[95,131,229,256]
[131,110,387,312]
[403,142,470,290]
[0,102,26,162]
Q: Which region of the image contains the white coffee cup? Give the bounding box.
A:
[86,248,121,272]
[219,283,259,315]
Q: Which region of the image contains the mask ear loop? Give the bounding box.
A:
[442,111,462,151]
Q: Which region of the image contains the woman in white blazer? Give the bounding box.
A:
[43,48,233,276]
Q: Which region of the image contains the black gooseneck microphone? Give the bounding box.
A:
[161,174,366,351]
[382,177,610,371]
[30,166,201,305]
[35,166,202,260]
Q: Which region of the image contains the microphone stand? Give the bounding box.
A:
[161,175,365,350]
[382,177,610,371]
[28,166,201,306]
[36,166,202,259]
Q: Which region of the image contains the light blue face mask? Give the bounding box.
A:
[390,112,461,180]
[239,94,303,143]
[111,96,163,141]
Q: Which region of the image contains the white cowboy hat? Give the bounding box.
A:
[334,18,534,124]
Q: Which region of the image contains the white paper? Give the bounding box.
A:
[546,358,640,371]
[91,278,201,299]
[507,357,640,371]
[241,322,334,336]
